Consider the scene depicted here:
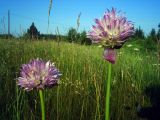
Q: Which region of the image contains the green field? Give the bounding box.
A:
[0,39,159,120]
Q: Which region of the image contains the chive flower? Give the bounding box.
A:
[17,59,61,91]
[87,8,134,63]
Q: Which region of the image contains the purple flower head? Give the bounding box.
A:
[87,8,134,64]
[17,59,61,91]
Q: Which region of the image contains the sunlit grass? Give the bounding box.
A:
[0,39,159,120]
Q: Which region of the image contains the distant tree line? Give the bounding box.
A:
[19,22,61,40]
[131,24,160,51]
[19,22,92,45]
[133,24,160,42]
[1,22,160,48]
[21,22,160,44]
[66,27,92,45]
[0,34,14,39]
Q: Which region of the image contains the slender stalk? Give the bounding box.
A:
[57,86,59,120]
[39,90,45,120]
[16,84,20,120]
[105,63,112,120]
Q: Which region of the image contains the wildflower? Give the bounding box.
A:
[118,51,123,57]
[134,48,139,51]
[17,59,61,91]
[75,91,80,95]
[127,44,133,47]
[87,8,134,64]
[131,83,135,88]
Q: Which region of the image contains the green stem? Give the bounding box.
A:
[39,90,45,120]
[16,85,20,120]
[105,63,112,120]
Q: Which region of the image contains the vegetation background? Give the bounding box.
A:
[0,0,160,119]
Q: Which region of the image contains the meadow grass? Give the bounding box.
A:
[0,39,159,120]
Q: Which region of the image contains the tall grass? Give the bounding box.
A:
[0,39,159,120]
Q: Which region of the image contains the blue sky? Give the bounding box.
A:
[0,0,160,35]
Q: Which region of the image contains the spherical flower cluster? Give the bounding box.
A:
[17,59,61,91]
[87,8,134,63]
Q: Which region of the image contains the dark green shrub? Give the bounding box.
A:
[67,28,78,43]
